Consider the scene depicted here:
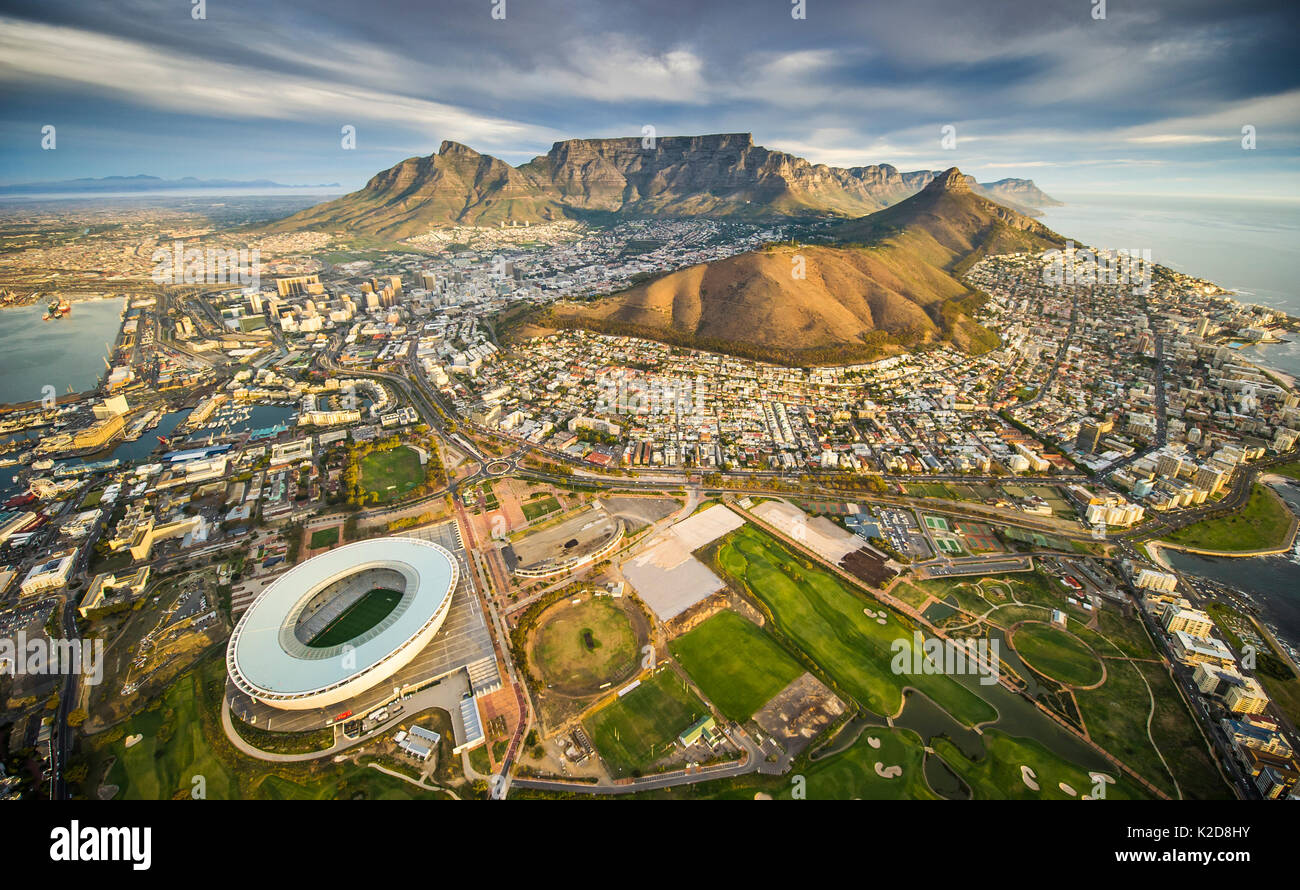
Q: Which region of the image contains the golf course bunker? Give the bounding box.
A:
[1021,764,1039,791]
[529,594,647,696]
[1009,621,1105,688]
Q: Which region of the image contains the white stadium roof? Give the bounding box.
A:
[227,536,458,710]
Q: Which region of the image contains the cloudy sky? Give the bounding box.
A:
[1,0,1297,197]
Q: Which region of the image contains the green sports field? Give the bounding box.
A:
[532,596,638,693]
[522,494,561,522]
[711,524,997,727]
[584,668,710,776]
[309,526,340,549]
[308,588,402,648]
[359,446,424,503]
[1010,622,1104,687]
[669,610,803,722]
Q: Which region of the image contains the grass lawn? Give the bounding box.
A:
[309,526,340,549]
[532,597,638,692]
[86,655,452,800]
[710,524,997,727]
[1133,661,1233,799]
[584,668,710,776]
[522,494,561,522]
[669,610,804,722]
[889,582,933,610]
[1164,483,1295,552]
[780,727,939,800]
[359,446,424,503]
[1073,655,1176,797]
[92,669,238,801]
[308,588,402,647]
[1010,622,1104,687]
[932,729,1153,800]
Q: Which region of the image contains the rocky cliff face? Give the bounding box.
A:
[268,134,1061,235]
[521,133,944,217]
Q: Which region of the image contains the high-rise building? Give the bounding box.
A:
[1194,464,1227,495]
[275,274,322,298]
[1161,605,1214,639]
[1225,677,1270,715]
[1075,421,1102,454]
[1156,453,1183,478]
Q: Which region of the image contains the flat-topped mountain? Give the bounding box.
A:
[518,132,937,218]
[544,168,1067,365]
[266,134,1060,236]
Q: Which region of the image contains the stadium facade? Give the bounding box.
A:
[226,537,458,711]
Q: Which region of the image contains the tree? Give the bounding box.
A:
[66,708,88,728]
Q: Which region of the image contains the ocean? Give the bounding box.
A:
[1039,194,1300,648]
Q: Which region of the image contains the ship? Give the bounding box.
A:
[42,298,71,320]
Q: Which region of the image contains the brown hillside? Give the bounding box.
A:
[549,168,1066,365]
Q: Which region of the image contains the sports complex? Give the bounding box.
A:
[227,536,459,710]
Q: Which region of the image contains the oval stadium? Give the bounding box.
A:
[226,536,458,711]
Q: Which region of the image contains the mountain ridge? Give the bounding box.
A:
[0,174,341,194]
[266,134,1061,237]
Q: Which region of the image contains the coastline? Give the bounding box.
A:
[1148,481,1300,561]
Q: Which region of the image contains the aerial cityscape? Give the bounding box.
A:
[2,0,1299,839]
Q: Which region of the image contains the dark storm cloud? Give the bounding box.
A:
[1,0,1296,194]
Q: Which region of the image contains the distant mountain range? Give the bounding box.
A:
[542,167,1066,366]
[266,133,1061,237]
[0,174,340,195]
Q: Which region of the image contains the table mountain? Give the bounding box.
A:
[266,135,1060,235]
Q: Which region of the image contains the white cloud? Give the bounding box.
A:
[0,16,558,151]
[1127,134,1232,144]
